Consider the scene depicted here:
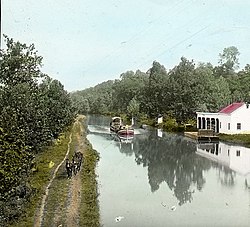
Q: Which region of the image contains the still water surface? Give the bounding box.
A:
[86,115,250,227]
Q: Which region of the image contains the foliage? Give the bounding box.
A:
[127,97,140,117]
[140,61,169,117]
[219,46,240,71]
[162,116,178,131]
[214,46,240,77]
[168,57,196,122]
[112,70,147,114]
[71,45,249,128]
[0,128,32,199]
[0,36,74,226]
[9,128,72,227]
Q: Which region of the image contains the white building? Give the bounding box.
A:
[196,102,250,134]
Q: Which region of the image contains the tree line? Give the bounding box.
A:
[0,36,75,224]
[71,46,250,126]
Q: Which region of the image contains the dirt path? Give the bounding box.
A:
[34,116,87,227]
[65,174,81,227]
[65,119,85,227]
[34,131,73,227]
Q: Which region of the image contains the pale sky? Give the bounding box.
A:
[3,0,250,91]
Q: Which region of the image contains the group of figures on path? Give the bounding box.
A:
[65,151,83,178]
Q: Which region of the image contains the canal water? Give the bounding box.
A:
[86,115,250,227]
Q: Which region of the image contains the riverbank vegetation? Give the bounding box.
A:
[219,133,250,148]
[71,46,250,132]
[80,140,100,226]
[10,129,72,227]
[0,36,75,226]
[9,116,100,227]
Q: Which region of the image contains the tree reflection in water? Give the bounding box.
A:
[213,163,236,186]
[114,130,236,206]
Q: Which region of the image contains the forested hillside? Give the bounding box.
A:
[71,46,250,124]
[0,36,75,225]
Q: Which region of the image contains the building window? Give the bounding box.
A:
[220,122,221,128]
[237,123,241,130]
[228,123,230,130]
[236,150,240,156]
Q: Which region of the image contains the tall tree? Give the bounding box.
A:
[141,61,169,117]
[214,46,240,77]
[112,70,147,114]
[168,57,196,122]
[194,63,231,112]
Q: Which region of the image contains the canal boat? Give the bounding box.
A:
[110,117,123,133]
[110,117,134,136]
[117,125,134,136]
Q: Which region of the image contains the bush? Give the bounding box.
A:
[162,116,178,131]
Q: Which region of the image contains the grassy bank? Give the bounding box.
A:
[9,127,72,227]
[9,116,100,226]
[219,133,250,147]
[79,123,100,226]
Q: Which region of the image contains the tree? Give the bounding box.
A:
[39,76,75,139]
[214,46,240,77]
[227,65,250,102]
[112,70,147,113]
[0,36,74,225]
[127,98,140,117]
[0,35,46,150]
[0,128,32,199]
[0,35,43,87]
[141,61,169,117]
[168,57,196,122]
[194,63,231,112]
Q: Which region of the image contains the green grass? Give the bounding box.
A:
[219,133,250,147]
[79,140,100,227]
[9,127,73,227]
[41,165,69,227]
[9,116,101,227]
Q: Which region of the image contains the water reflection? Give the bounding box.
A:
[116,132,250,205]
[131,131,208,206]
[111,133,134,156]
[196,141,250,187]
[87,115,250,206]
[87,115,250,227]
[92,124,209,206]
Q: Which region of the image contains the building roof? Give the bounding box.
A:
[219,102,244,114]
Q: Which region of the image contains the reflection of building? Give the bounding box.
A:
[196,142,250,176]
[197,102,250,134]
[157,129,162,138]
